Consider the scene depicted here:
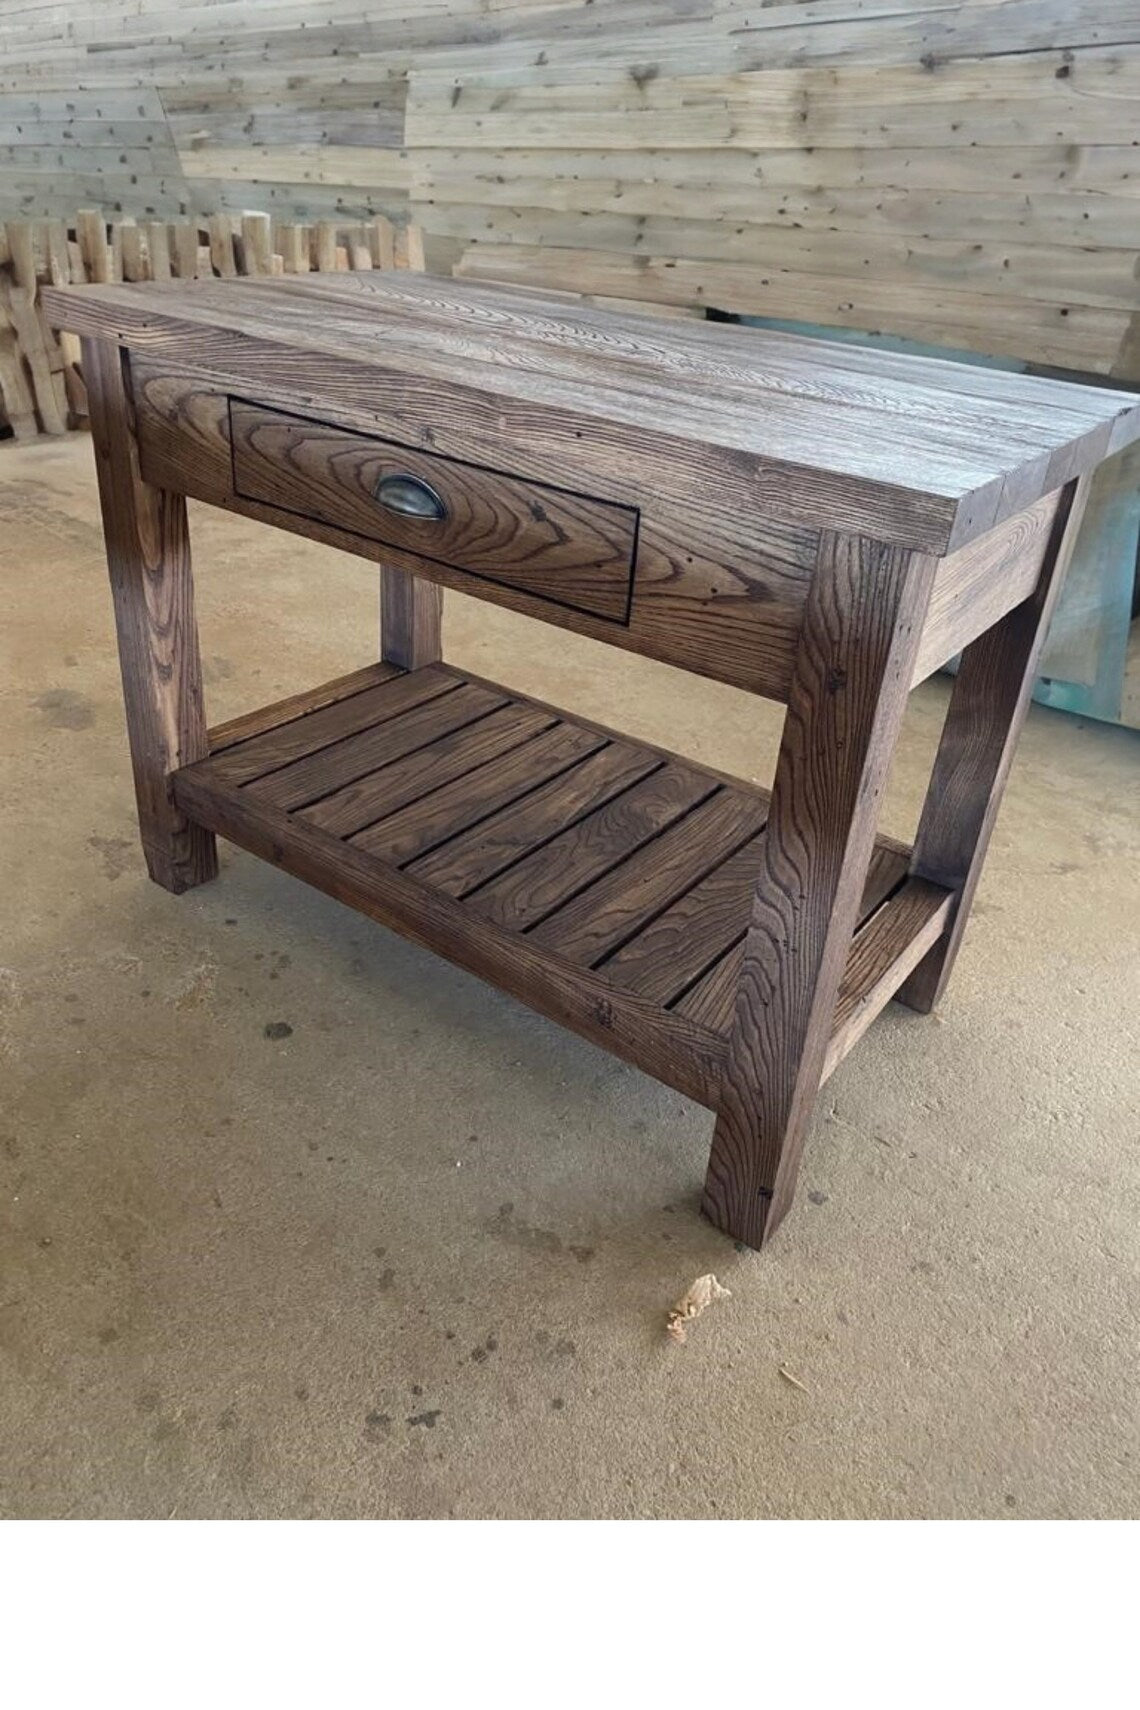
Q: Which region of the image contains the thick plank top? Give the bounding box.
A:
[46,271,1140,553]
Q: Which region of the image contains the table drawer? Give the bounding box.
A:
[229,399,638,623]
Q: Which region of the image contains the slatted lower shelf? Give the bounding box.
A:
[178,662,953,1106]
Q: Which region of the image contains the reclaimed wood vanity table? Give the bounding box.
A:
[46,273,1140,1249]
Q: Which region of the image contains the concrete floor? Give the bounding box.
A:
[2,434,1137,1520]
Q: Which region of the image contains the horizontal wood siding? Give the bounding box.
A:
[1,4,1138,376]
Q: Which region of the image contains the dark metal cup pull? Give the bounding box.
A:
[375,472,448,522]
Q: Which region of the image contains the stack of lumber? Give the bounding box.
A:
[0,2,1138,378]
[0,210,422,440]
[0,216,78,439]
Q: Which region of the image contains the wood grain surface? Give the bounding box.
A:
[128,355,816,700]
[208,661,404,754]
[673,841,912,1037]
[822,878,954,1081]
[83,334,217,894]
[912,488,1065,685]
[172,662,937,1123]
[45,273,1140,553]
[65,252,1119,1252]
[900,475,1090,1013]
[7,13,1140,380]
[380,565,443,672]
[231,397,639,624]
[703,530,939,1248]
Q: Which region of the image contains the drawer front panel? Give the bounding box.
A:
[132,361,819,703]
[229,399,638,624]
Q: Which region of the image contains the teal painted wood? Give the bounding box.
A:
[1034,441,1140,727]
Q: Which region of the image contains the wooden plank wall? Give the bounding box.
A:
[0,2,1138,377]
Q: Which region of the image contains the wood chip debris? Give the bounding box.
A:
[778,1364,809,1392]
[666,1273,731,1343]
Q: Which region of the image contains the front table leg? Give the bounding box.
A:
[703,531,937,1249]
[84,337,217,893]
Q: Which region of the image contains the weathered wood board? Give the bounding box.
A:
[1,4,1138,376]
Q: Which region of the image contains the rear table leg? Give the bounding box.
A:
[380,566,443,671]
[84,337,217,893]
[899,476,1088,1013]
[703,531,937,1249]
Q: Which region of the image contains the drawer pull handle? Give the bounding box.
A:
[375,472,448,522]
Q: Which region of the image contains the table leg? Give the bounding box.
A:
[703,531,937,1249]
[898,475,1088,1014]
[380,566,443,670]
[84,337,217,894]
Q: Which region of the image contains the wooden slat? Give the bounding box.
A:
[406,56,1140,154]
[75,209,111,284]
[370,214,396,271]
[0,283,40,439]
[672,939,744,1036]
[240,211,273,276]
[208,213,237,278]
[598,831,768,1005]
[207,661,404,753]
[426,199,1140,314]
[243,681,509,811]
[527,787,767,964]
[5,219,37,298]
[205,662,457,786]
[454,664,782,803]
[297,701,557,838]
[145,222,172,283]
[276,223,310,274]
[674,813,913,1035]
[162,658,959,1127]
[172,762,726,1110]
[1,279,66,434]
[119,219,148,282]
[409,743,668,901]
[172,223,204,281]
[314,220,339,274]
[350,721,608,867]
[821,879,954,1082]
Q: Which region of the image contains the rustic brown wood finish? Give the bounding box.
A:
[230,398,640,624]
[127,357,817,700]
[50,273,1140,1251]
[82,335,218,894]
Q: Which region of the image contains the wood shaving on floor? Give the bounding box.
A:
[665,1273,731,1344]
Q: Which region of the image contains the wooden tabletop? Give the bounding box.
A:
[46,271,1140,553]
